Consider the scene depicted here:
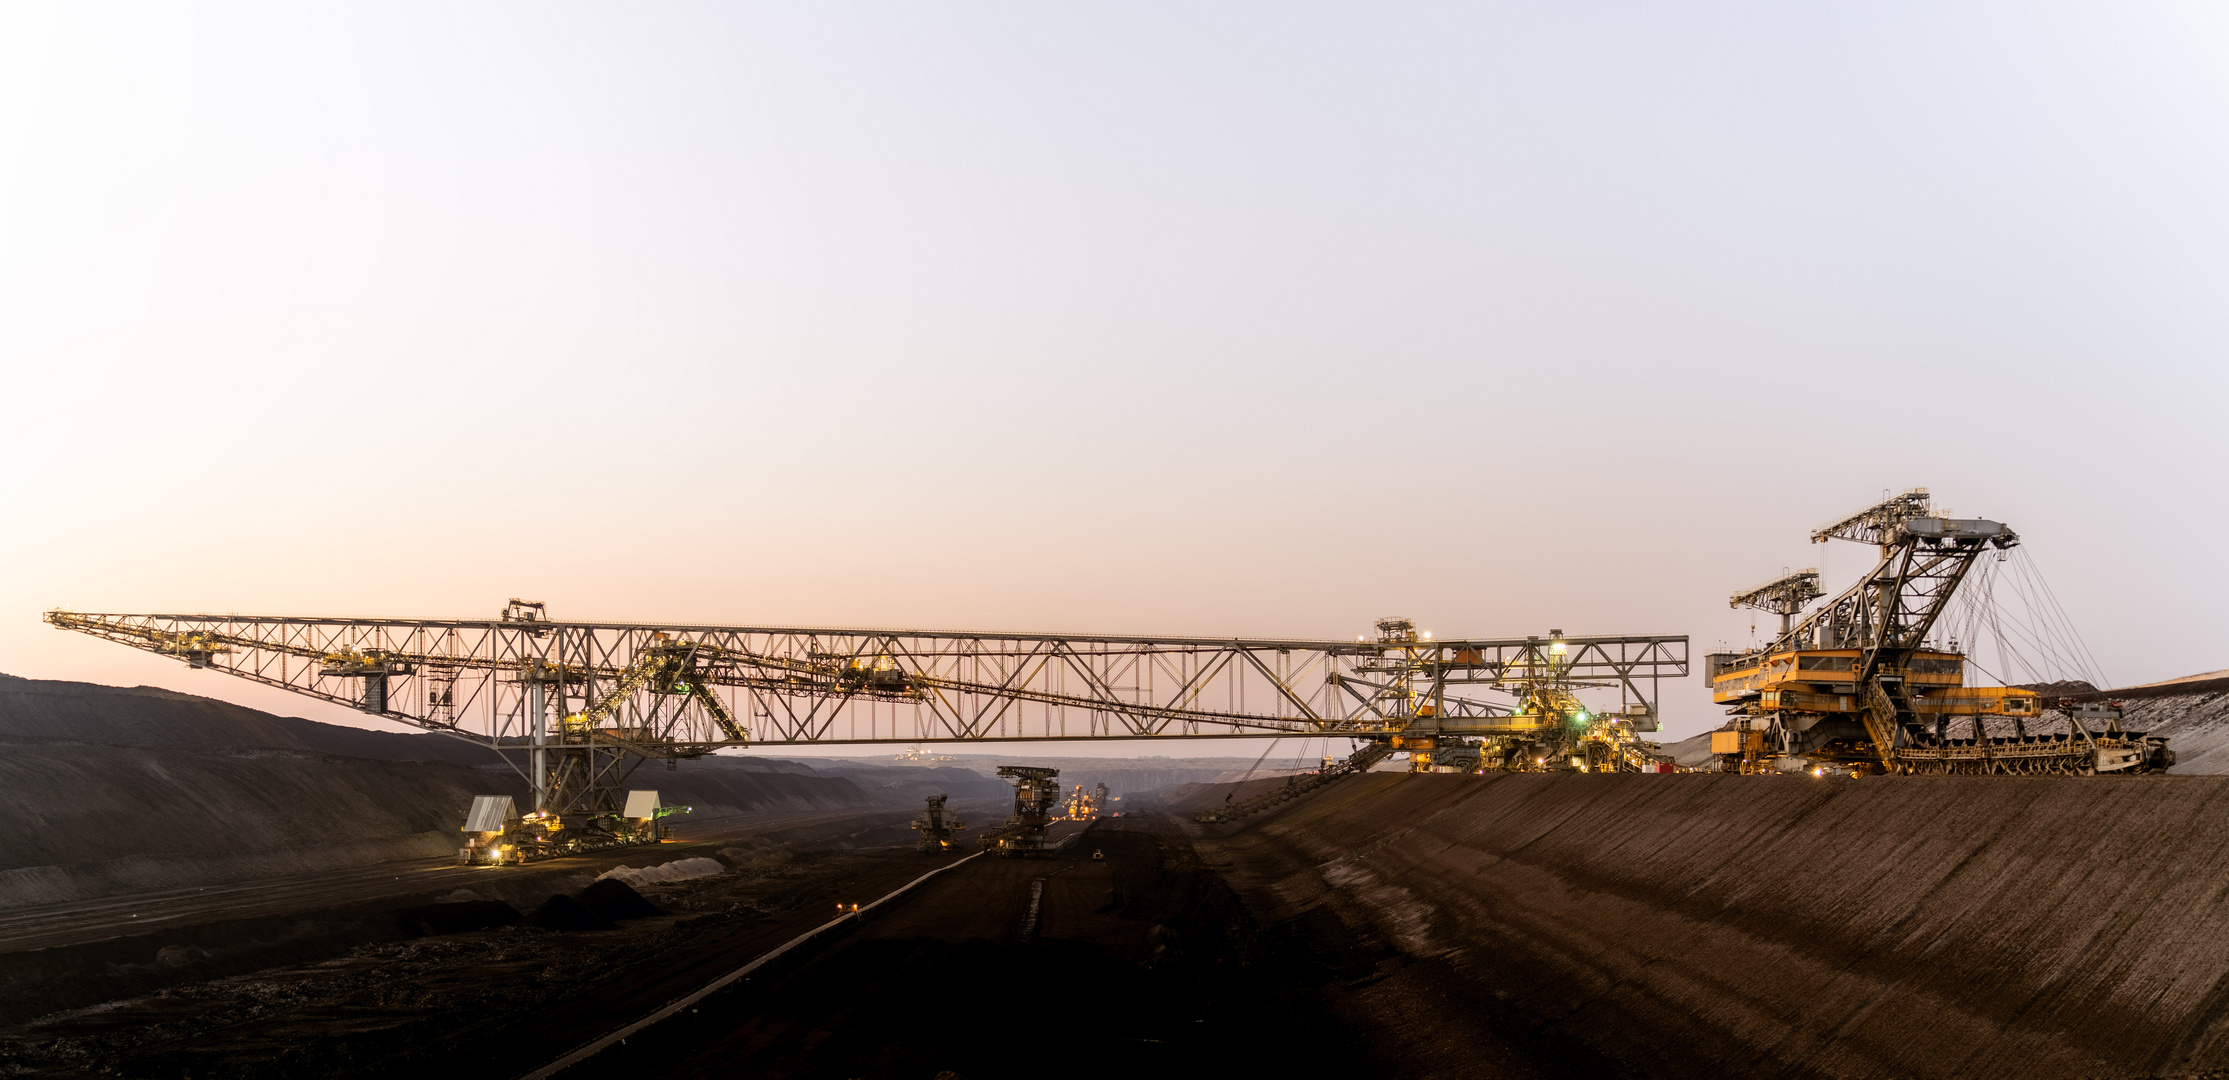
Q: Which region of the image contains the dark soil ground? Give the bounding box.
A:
[0,806,958,1028]
[0,814,1547,1080]
[1173,770,2229,1080]
[566,814,1381,1080]
[29,763,2227,1080]
[0,844,942,1078]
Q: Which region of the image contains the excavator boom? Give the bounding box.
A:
[1709,490,2167,776]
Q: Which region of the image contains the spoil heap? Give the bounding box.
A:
[2094,672,2229,773]
[1185,770,2229,1080]
[0,674,881,908]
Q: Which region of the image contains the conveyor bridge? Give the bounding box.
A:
[46,604,1684,817]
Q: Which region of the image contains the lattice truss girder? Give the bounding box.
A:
[1773,489,2017,660]
[1787,546,1988,655]
[45,611,1687,753]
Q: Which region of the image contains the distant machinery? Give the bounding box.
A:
[46,603,1685,860]
[1059,782,1110,821]
[1729,570,1824,638]
[1708,490,2172,776]
[1376,618,1671,774]
[911,794,968,854]
[982,766,1062,858]
[456,790,689,865]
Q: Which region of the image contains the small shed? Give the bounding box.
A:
[623,790,662,819]
[462,795,516,833]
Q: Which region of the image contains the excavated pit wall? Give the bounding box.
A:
[1188,771,2229,1080]
[0,676,883,909]
[0,745,510,908]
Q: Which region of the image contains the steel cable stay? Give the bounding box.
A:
[2010,547,2109,687]
[1238,737,1284,783]
[2004,555,2082,681]
[1959,554,2103,690]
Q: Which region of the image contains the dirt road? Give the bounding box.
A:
[556,815,1364,1080]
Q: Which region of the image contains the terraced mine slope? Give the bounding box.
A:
[0,673,1253,914]
[2109,674,2229,774]
[0,675,885,909]
[1182,771,2229,1080]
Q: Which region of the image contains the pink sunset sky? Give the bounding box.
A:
[3,3,2224,748]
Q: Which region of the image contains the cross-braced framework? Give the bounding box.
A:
[1710,490,2173,776]
[45,605,1686,814]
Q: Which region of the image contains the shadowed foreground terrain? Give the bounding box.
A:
[1171,770,2229,1080]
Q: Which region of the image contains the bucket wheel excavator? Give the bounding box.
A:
[1708,490,2172,776]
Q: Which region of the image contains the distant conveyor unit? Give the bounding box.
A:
[980,765,1062,858]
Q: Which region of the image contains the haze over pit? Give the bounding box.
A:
[4,3,2224,743]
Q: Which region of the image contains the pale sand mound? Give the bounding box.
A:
[595,857,726,886]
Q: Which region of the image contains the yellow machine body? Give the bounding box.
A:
[1712,648,2040,719]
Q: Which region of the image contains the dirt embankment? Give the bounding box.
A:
[0,676,883,909]
[2121,687,2229,774]
[1183,771,2229,1080]
[0,743,517,909]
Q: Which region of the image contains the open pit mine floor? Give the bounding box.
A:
[16,769,2229,1080]
[556,815,1373,1080]
[0,808,922,958]
[0,815,1378,1080]
[0,807,949,1075]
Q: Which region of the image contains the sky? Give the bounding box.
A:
[2,2,2224,747]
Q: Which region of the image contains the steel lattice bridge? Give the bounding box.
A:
[47,603,1686,816]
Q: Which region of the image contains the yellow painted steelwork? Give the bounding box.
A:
[1714,650,2039,719]
[1711,649,1964,704]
